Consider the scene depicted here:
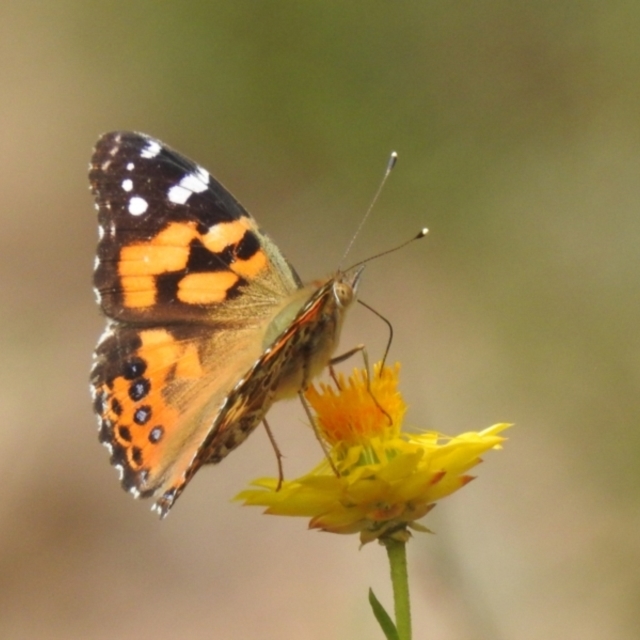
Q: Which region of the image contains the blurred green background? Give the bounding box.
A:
[1,2,639,638]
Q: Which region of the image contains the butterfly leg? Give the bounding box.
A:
[329,345,393,425]
[356,298,394,370]
[328,343,367,388]
[298,391,340,477]
[262,418,285,491]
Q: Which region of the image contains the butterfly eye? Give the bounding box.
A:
[332,281,355,308]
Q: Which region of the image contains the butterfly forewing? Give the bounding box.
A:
[90,131,300,324]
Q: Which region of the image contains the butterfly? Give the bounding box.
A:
[90,132,363,517]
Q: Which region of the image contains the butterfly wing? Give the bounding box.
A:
[91,131,302,324]
[90,132,301,511]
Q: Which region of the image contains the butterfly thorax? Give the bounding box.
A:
[266,266,363,399]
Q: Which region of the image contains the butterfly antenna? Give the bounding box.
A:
[338,151,398,270]
[346,227,429,271]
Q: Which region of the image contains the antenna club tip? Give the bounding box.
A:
[387,151,398,172]
[417,227,429,239]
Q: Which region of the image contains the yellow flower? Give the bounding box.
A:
[236,363,510,545]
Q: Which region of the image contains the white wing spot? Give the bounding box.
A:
[128,196,148,216]
[98,225,105,240]
[140,140,161,159]
[193,165,210,186]
[122,178,133,192]
[126,162,135,171]
[167,166,210,204]
[168,184,191,205]
[182,167,209,192]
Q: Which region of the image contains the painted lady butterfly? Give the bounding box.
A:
[90,132,362,517]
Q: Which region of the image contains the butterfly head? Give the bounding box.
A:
[333,265,365,309]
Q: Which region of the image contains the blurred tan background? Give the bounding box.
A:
[1,2,639,639]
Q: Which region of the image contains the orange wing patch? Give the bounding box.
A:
[117,219,268,309]
[201,219,247,252]
[228,251,267,279]
[178,272,239,304]
[97,328,207,492]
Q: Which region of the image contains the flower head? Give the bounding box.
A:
[236,363,509,545]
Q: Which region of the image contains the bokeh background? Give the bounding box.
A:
[1,2,639,639]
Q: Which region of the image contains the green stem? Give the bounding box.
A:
[384,537,412,640]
